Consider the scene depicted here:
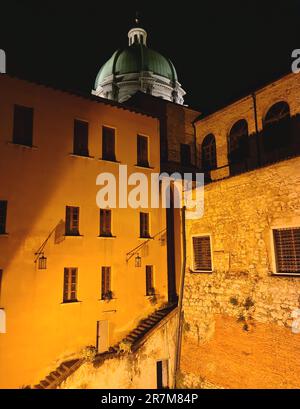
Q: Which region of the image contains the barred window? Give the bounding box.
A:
[73,119,89,156]
[102,126,116,161]
[65,206,80,236]
[100,209,112,237]
[146,265,154,295]
[101,267,111,299]
[273,227,300,274]
[63,268,77,302]
[0,201,7,234]
[192,235,212,272]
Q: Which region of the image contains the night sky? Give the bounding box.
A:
[1,0,299,113]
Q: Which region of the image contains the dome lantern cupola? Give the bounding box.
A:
[92,17,186,104]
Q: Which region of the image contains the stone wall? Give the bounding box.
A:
[180,156,300,389]
[60,309,178,389]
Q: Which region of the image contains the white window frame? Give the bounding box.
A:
[191,233,213,273]
[270,224,300,276]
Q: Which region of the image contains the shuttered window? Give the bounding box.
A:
[101,267,111,299]
[100,209,112,237]
[65,206,80,236]
[192,235,212,272]
[73,119,89,156]
[63,268,78,302]
[0,201,7,234]
[137,135,149,167]
[146,265,154,295]
[273,228,300,274]
[140,212,150,238]
[102,126,116,161]
[13,104,33,146]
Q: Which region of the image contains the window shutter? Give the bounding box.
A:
[193,236,212,271]
[66,206,79,235]
[273,228,300,274]
[137,135,148,166]
[140,212,149,238]
[146,265,153,295]
[63,268,77,302]
[101,267,111,298]
[74,120,89,156]
[102,127,115,161]
[100,209,111,236]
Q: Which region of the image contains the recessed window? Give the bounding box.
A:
[273,227,300,275]
[65,206,80,236]
[180,144,191,166]
[137,135,149,167]
[101,267,111,299]
[140,212,150,238]
[202,134,216,171]
[0,269,3,303]
[13,104,33,147]
[156,360,169,389]
[263,101,291,151]
[100,209,112,237]
[228,119,249,163]
[63,268,78,302]
[0,201,7,234]
[73,119,89,156]
[146,265,154,295]
[102,126,116,161]
[192,235,212,272]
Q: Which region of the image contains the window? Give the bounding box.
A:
[202,134,217,171]
[146,265,154,295]
[273,227,300,275]
[180,144,191,166]
[156,360,169,389]
[0,201,7,234]
[140,212,150,238]
[13,104,33,146]
[102,126,116,161]
[137,135,149,167]
[263,101,291,151]
[65,206,80,236]
[73,120,89,156]
[192,235,212,272]
[228,119,249,163]
[63,268,78,302]
[100,209,112,237]
[101,267,111,299]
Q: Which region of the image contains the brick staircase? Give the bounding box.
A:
[33,304,177,389]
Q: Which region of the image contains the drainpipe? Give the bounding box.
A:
[173,206,187,388]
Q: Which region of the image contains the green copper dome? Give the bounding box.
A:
[95,43,178,88]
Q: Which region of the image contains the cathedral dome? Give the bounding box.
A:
[92,22,185,105]
[95,44,178,88]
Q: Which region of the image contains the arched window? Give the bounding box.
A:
[228,119,249,163]
[263,101,291,151]
[201,134,217,171]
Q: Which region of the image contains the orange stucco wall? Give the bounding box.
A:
[0,76,168,388]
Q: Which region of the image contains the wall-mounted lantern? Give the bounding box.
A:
[38,254,47,270]
[135,254,142,268]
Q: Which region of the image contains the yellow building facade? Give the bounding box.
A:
[0,76,170,388]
